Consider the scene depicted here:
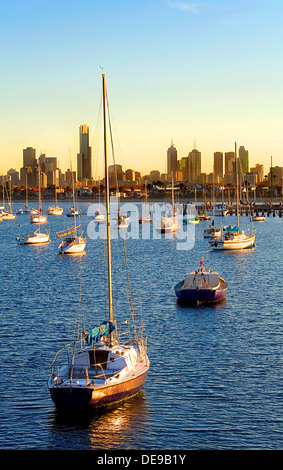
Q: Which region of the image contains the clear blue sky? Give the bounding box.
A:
[1,0,282,178]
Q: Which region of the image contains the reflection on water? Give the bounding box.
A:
[48,392,151,450]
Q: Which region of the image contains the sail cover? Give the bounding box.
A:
[85,321,115,345]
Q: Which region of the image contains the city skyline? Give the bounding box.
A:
[1,1,283,176]
[6,138,282,189]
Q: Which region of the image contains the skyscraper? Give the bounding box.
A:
[77,124,92,182]
[188,148,201,183]
[239,146,249,174]
[214,152,223,182]
[224,151,235,184]
[167,140,178,178]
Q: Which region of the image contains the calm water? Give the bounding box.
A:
[0,201,282,450]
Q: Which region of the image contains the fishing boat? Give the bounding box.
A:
[174,257,228,305]
[156,174,180,233]
[17,227,50,245]
[56,159,86,254]
[48,73,149,408]
[210,143,256,251]
[17,208,23,214]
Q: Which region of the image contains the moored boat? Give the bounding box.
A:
[17,227,50,245]
[174,257,228,305]
[48,73,149,408]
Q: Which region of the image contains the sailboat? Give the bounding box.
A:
[197,189,210,220]
[17,169,50,244]
[204,167,221,238]
[48,170,63,215]
[93,177,106,223]
[48,73,149,408]
[188,188,199,224]
[23,175,31,213]
[156,173,180,233]
[210,143,256,250]
[139,181,152,224]
[1,176,18,220]
[17,226,50,245]
[30,169,47,224]
[56,156,86,254]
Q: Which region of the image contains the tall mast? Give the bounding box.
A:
[102,73,114,334]
[235,142,239,227]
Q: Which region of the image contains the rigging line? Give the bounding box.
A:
[107,98,128,173]
[120,230,137,339]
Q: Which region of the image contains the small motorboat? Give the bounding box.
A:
[174,257,228,305]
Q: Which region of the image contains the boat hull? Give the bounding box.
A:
[58,241,86,254]
[210,234,256,250]
[49,368,148,408]
[174,279,227,304]
[18,235,50,245]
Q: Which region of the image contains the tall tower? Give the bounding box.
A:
[188,148,201,183]
[167,139,178,178]
[77,124,92,182]
[239,146,249,174]
[214,152,223,183]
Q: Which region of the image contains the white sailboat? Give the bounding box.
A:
[139,181,152,224]
[210,143,256,250]
[48,73,149,408]
[30,168,47,224]
[17,169,50,245]
[156,173,180,233]
[48,170,63,215]
[93,177,106,223]
[56,158,86,254]
[17,226,50,245]
[1,176,18,220]
[23,175,31,213]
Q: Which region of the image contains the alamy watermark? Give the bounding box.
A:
[87,201,197,250]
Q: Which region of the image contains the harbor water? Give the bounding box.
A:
[0,201,282,450]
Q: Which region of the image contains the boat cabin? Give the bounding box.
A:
[183,271,220,290]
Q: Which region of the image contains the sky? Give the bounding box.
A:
[1,0,283,178]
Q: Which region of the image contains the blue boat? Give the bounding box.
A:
[174,258,228,305]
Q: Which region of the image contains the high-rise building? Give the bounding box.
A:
[214,152,223,182]
[21,147,37,186]
[239,146,249,174]
[23,147,37,168]
[167,140,178,178]
[188,148,201,183]
[77,124,92,182]
[250,163,264,182]
[108,164,124,186]
[224,151,235,184]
